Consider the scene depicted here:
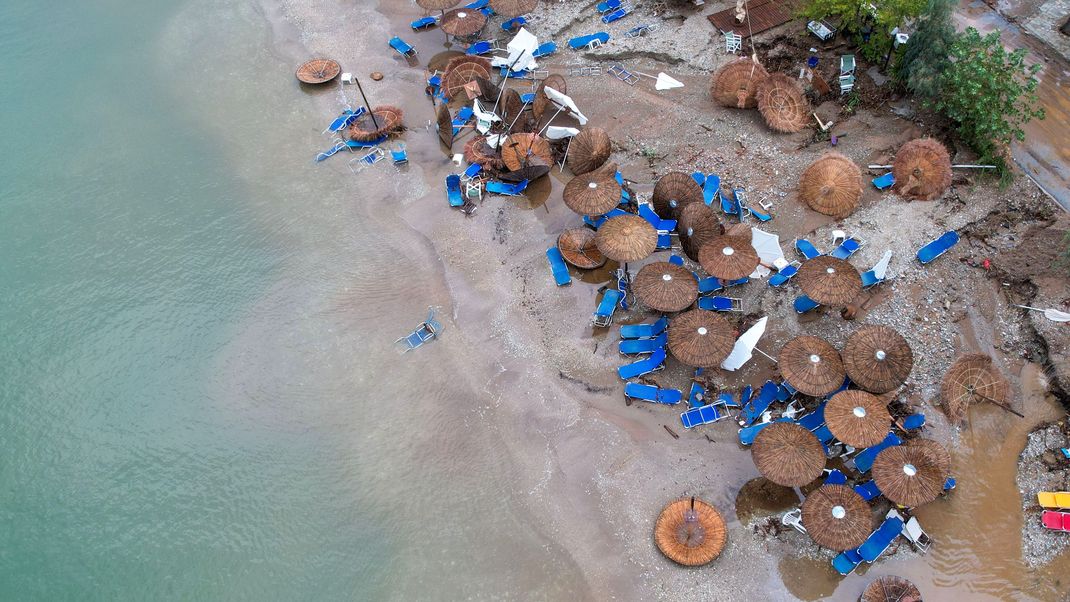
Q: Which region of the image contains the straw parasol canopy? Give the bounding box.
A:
[502,88,525,125]
[698,235,759,281]
[756,73,810,133]
[501,133,553,171]
[940,353,1010,423]
[798,256,862,306]
[436,104,454,147]
[441,8,488,36]
[490,0,539,18]
[533,74,567,119]
[557,228,606,269]
[678,203,724,261]
[778,335,846,397]
[893,138,952,201]
[843,325,913,394]
[752,423,825,487]
[634,262,700,312]
[652,172,703,219]
[654,497,727,566]
[295,58,340,84]
[907,439,951,481]
[594,215,657,263]
[801,484,873,550]
[562,164,622,215]
[348,106,404,142]
[799,153,864,218]
[567,127,612,175]
[825,390,891,448]
[442,56,493,99]
[463,136,505,170]
[710,58,769,109]
[667,309,734,367]
[416,0,460,9]
[861,576,923,602]
[872,445,945,507]
[502,163,549,182]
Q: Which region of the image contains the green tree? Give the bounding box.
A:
[897,0,956,99]
[802,0,926,62]
[935,27,1045,173]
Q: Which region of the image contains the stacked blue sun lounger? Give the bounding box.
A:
[569,32,610,50]
[546,248,572,286]
[830,236,865,259]
[618,347,666,379]
[619,333,666,355]
[833,514,904,575]
[917,231,959,264]
[768,260,801,287]
[697,296,742,312]
[389,36,417,57]
[625,382,682,405]
[852,432,902,473]
[593,289,624,328]
[620,317,667,339]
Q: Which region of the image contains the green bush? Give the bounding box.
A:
[801,0,925,62]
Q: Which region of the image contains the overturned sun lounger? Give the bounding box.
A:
[917,231,960,264]
[395,307,442,352]
[872,172,895,190]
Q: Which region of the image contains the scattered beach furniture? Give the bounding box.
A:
[768,259,801,287]
[532,41,557,58]
[597,0,621,12]
[719,188,740,219]
[851,432,903,473]
[680,404,727,428]
[626,23,656,37]
[738,381,779,427]
[1041,511,1070,532]
[858,514,904,562]
[452,106,474,135]
[638,203,677,232]
[625,382,682,405]
[568,32,610,50]
[345,136,386,149]
[901,515,932,553]
[656,233,673,250]
[520,92,536,103]
[608,64,640,85]
[389,36,417,58]
[839,54,856,95]
[620,317,668,339]
[348,147,385,172]
[860,269,890,288]
[697,276,722,294]
[485,179,529,196]
[899,413,926,431]
[807,20,836,41]
[793,295,821,313]
[593,289,624,328]
[823,469,848,485]
[614,268,631,310]
[315,140,348,162]
[391,145,408,166]
[725,31,743,53]
[617,347,666,379]
[703,175,721,206]
[795,402,827,431]
[461,163,483,181]
[854,480,882,501]
[1062,448,1070,460]
[465,40,497,55]
[829,236,865,259]
[546,248,572,286]
[795,239,822,260]
[411,15,438,30]
[781,508,807,534]
[668,254,685,267]
[325,107,366,133]
[917,231,960,264]
[619,333,667,355]
[872,172,895,190]
[446,175,464,207]
[602,6,632,23]
[832,548,863,575]
[738,417,792,446]
[697,296,742,312]
[583,207,629,229]
[395,307,442,352]
[502,16,527,31]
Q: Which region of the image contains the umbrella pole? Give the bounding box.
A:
[492,54,526,115]
[353,75,381,130]
[973,390,1025,418]
[754,347,777,363]
[504,101,530,133]
[537,106,565,136]
[560,136,573,170]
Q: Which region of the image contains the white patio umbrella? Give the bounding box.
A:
[491,27,539,72]
[634,70,685,90]
[541,86,588,126]
[749,228,785,278]
[871,249,893,280]
[472,99,501,134]
[544,126,579,140]
[1015,305,1070,322]
[721,317,768,371]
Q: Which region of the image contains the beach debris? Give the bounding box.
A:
[416,0,460,9]
[1014,305,1070,322]
[595,215,657,263]
[720,316,767,371]
[801,484,872,551]
[500,132,552,174]
[607,64,640,85]
[463,136,505,169]
[654,497,727,566]
[843,325,913,394]
[698,235,760,281]
[348,105,404,142]
[663,425,680,439]
[872,444,946,507]
[566,127,611,175]
[652,172,703,219]
[633,70,684,90]
[541,86,588,126]
[563,164,621,215]
[756,74,810,133]
[799,152,863,218]
[940,353,1017,422]
[557,228,606,269]
[634,262,699,313]
[892,138,953,201]
[778,335,846,397]
[710,58,768,109]
[752,423,825,487]
[394,307,443,352]
[544,126,579,140]
[825,390,891,448]
[667,309,734,368]
[471,99,501,133]
[370,71,384,81]
[860,575,923,602]
[436,104,454,147]
[296,58,340,84]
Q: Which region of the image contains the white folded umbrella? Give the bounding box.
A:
[544,126,580,140]
[749,228,784,278]
[1015,305,1070,322]
[472,99,501,134]
[484,134,507,148]
[721,317,767,371]
[543,86,588,125]
[491,27,539,72]
[871,250,893,280]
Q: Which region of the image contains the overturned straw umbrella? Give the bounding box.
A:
[940,353,1011,423]
[442,56,493,99]
[843,325,913,394]
[667,309,735,367]
[872,445,945,507]
[778,335,846,397]
[533,74,567,120]
[861,576,923,602]
[501,133,553,171]
[801,484,873,551]
[654,497,727,567]
[463,136,505,170]
[756,74,810,133]
[652,172,703,219]
[557,228,605,269]
[799,153,863,218]
[501,88,525,126]
[562,164,621,215]
[698,235,760,281]
[436,104,454,147]
[416,0,460,9]
[441,8,488,37]
[678,203,724,261]
[710,58,769,109]
[752,422,825,488]
[634,262,699,313]
[490,0,539,18]
[567,127,612,175]
[295,58,340,84]
[907,439,951,481]
[825,390,891,448]
[798,256,862,307]
[348,106,404,142]
[893,138,952,201]
[595,215,657,263]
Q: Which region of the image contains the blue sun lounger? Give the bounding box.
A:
[315,140,347,162]
[859,516,904,562]
[813,424,835,447]
[738,381,779,427]
[569,32,610,50]
[602,6,632,23]
[794,295,821,313]
[485,179,529,196]
[520,92,535,103]
[625,382,682,405]
[852,432,902,473]
[833,548,864,575]
[901,413,926,430]
[872,172,895,190]
[619,333,666,355]
[720,189,741,218]
[502,16,526,31]
[795,239,822,260]
[345,136,387,150]
[461,163,483,181]
[824,469,848,485]
[854,480,882,501]
[638,203,677,232]
[830,236,864,259]
[860,269,886,288]
[391,145,408,166]
[546,248,571,286]
[389,36,417,57]
[917,231,959,264]
[716,391,741,409]
[618,347,666,379]
[465,0,489,7]
[532,41,557,58]
[452,106,474,135]
[582,207,629,229]
[703,175,721,206]
[614,268,630,310]
[697,296,742,312]
[593,289,624,328]
[687,376,705,407]
[446,175,464,207]
[796,401,827,431]
[620,317,668,339]
[739,417,792,445]
[597,0,621,12]
[668,255,685,266]
[466,40,495,55]
[768,261,801,287]
[697,276,722,294]
[411,15,438,30]
[325,107,366,133]
[681,404,726,428]
[692,172,706,186]
[395,307,443,352]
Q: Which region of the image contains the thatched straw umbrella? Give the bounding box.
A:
[567,127,612,175]
[557,228,606,269]
[698,235,759,281]
[756,74,810,133]
[940,354,1010,423]
[502,163,550,182]
[678,203,724,261]
[595,215,657,263]
[907,439,951,481]
[501,88,525,125]
[296,58,340,84]
[799,153,863,218]
[861,576,923,602]
[436,104,454,147]
[416,0,460,9]
[710,58,769,109]
[441,8,488,37]
[348,106,404,142]
[634,262,699,312]
[667,309,735,367]
[843,325,913,394]
[654,497,727,567]
[562,164,621,215]
[442,56,493,99]
[825,390,891,448]
[490,0,539,18]
[501,133,553,171]
[752,423,825,487]
[872,445,945,507]
[652,172,703,219]
[463,136,505,170]
[801,484,873,550]
[533,74,567,120]
[778,335,846,397]
[893,138,952,201]
[798,256,862,306]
